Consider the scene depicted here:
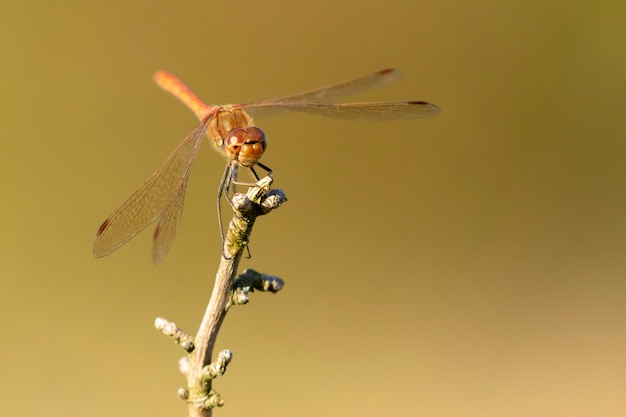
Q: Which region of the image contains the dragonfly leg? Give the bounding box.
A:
[229,163,273,190]
[218,162,273,260]
[249,167,260,181]
[218,163,254,260]
[217,163,237,259]
[256,162,273,177]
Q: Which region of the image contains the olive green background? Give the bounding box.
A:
[1,0,625,416]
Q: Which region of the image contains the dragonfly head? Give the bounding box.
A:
[224,127,267,167]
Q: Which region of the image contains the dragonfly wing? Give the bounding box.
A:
[93,121,208,260]
[245,101,440,121]
[151,179,187,264]
[244,69,403,118]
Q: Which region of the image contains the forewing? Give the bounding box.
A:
[93,121,208,259]
[244,68,403,118]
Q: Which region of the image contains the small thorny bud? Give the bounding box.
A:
[205,391,225,409]
[259,274,284,292]
[233,291,249,305]
[201,349,233,381]
[261,189,287,212]
[179,356,190,375]
[218,349,233,364]
[231,193,251,212]
[181,340,194,352]
[177,388,189,400]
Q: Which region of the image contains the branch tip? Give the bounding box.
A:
[231,193,251,212]
[201,349,233,382]
[155,317,195,353]
[260,188,287,213]
[236,268,285,291]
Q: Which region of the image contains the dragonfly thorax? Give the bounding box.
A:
[208,105,251,139]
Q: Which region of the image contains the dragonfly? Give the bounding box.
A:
[93,68,440,264]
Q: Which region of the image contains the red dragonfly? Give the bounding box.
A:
[93,68,440,263]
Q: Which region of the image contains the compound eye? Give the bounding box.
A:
[246,126,266,142]
[225,128,248,149]
[224,128,249,160]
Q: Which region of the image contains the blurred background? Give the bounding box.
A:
[1,0,625,416]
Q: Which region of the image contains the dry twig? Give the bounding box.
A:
[156,176,286,417]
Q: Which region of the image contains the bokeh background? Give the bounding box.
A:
[1,0,625,416]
